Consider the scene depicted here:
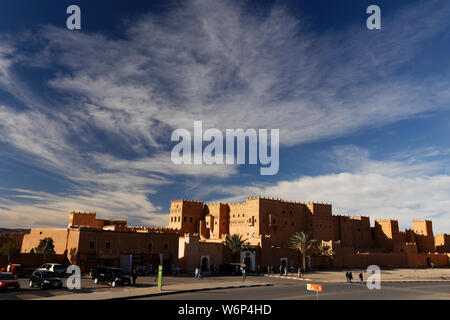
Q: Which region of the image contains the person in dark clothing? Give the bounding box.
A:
[348,271,353,282]
[359,272,364,284]
[131,268,138,286]
[345,271,349,282]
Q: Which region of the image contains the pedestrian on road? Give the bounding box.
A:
[131,268,138,286]
[349,271,353,283]
[345,271,349,283]
[359,272,363,284]
[284,266,288,277]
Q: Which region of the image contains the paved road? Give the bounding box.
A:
[0,275,254,300]
[135,277,450,300]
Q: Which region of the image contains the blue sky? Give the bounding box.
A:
[0,0,449,233]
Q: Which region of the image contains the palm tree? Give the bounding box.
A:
[289,232,316,271]
[225,234,253,263]
[314,243,335,268]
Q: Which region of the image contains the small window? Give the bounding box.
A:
[190,217,193,222]
[89,241,95,249]
[148,243,153,251]
[273,219,276,223]
[106,242,111,249]
[170,217,173,222]
[184,216,187,222]
[164,243,168,250]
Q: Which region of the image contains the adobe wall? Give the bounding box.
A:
[435,234,450,253]
[21,228,71,254]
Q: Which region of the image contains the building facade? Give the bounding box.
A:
[168,197,449,272]
[21,212,179,273]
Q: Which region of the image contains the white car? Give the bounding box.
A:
[36,263,66,277]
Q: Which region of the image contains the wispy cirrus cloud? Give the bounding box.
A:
[0,0,449,228]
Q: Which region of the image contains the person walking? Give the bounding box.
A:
[198,267,203,280]
[297,267,301,278]
[359,272,363,284]
[345,271,349,283]
[284,266,288,277]
[194,267,199,279]
[349,271,353,283]
[131,268,138,286]
[279,265,282,276]
[241,266,246,282]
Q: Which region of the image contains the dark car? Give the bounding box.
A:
[91,267,131,287]
[219,263,243,276]
[29,270,63,289]
[0,272,20,291]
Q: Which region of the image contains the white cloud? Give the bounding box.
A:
[0,188,169,228]
[208,146,450,234]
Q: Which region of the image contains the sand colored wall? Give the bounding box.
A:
[374,220,400,251]
[435,234,450,253]
[21,228,72,254]
[413,220,435,253]
[168,200,204,234]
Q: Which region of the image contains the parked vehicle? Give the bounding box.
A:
[29,270,63,289]
[36,263,66,277]
[91,267,131,287]
[219,263,243,276]
[0,272,20,291]
[0,264,23,277]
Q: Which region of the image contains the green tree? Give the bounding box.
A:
[0,241,17,263]
[225,234,253,263]
[289,232,316,271]
[314,243,335,268]
[34,237,56,263]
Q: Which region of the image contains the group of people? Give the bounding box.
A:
[265,265,305,278]
[346,271,364,284]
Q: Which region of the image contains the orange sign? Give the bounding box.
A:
[306,283,323,292]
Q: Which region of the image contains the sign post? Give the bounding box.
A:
[306,283,323,300]
[157,265,163,291]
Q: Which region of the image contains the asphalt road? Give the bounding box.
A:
[135,277,450,300]
[1,275,449,300]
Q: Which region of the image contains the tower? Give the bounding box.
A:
[168,200,204,235]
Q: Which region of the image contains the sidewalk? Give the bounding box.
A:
[33,280,272,300]
[264,268,450,283]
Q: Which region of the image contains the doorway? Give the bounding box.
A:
[201,256,210,271]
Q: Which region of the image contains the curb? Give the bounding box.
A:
[110,283,273,300]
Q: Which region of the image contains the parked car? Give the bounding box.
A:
[36,263,66,277]
[29,270,63,289]
[91,267,131,287]
[219,263,243,276]
[0,264,23,277]
[0,272,20,291]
